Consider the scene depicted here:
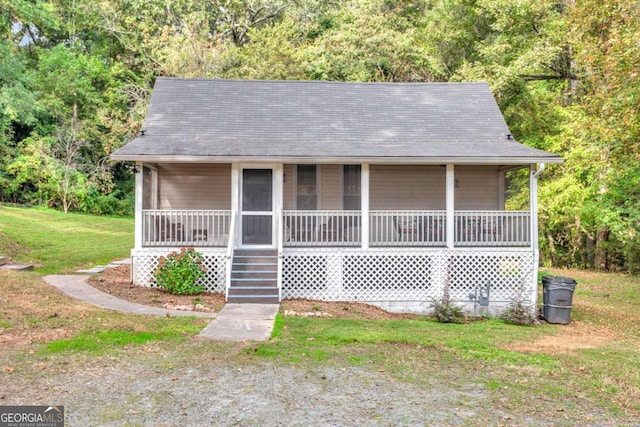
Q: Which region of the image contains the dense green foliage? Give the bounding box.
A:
[1,0,638,271]
[154,247,206,295]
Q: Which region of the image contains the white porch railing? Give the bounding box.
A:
[283,210,361,247]
[283,210,530,247]
[142,210,231,247]
[141,209,530,248]
[454,211,530,247]
[370,210,446,246]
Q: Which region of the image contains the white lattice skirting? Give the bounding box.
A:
[131,247,536,315]
[282,248,536,314]
[131,248,227,293]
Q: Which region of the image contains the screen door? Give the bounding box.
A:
[241,169,273,245]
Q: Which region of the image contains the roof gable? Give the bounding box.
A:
[112,78,562,163]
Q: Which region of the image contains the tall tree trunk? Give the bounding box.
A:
[546,233,556,265]
[594,226,609,270]
[585,233,595,268]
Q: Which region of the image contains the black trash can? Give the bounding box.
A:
[541,276,577,324]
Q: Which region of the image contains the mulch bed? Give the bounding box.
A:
[87,264,420,320]
[87,265,226,312]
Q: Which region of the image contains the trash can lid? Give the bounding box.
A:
[542,275,577,285]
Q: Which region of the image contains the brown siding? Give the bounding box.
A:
[158,164,231,209]
[454,166,501,210]
[370,165,445,210]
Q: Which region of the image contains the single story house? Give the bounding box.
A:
[111,77,562,315]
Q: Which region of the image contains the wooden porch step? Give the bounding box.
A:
[232,262,277,272]
[228,286,279,297]
[228,249,279,304]
[233,249,277,257]
[232,270,277,279]
[230,278,277,287]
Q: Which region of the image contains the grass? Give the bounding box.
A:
[0,272,209,355]
[250,270,640,417]
[251,315,640,418]
[0,205,133,274]
[42,326,202,355]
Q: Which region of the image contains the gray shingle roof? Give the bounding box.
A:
[111,78,562,163]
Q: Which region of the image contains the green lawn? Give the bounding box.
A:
[0,205,133,274]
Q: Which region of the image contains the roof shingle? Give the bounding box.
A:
[111,78,562,163]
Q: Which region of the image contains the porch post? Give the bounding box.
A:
[274,163,284,246]
[361,163,370,250]
[230,163,240,246]
[530,164,540,308]
[134,161,143,250]
[530,165,539,251]
[445,164,455,248]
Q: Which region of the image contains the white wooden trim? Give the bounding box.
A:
[529,164,540,310]
[238,164,278,249]
[274,164,284,251]
[225,211,237,299]
[529,165,539,251]
[112,154,564,165]
[230,163,239,248]
[134,161,144,249]
[276,207,284,300]
[446,164,455,248]
[361,163,370,249]
[274,165,284,217]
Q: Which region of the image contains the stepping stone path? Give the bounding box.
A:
[0,255,130,273]
[75,258,131,274]
[0,255,34,271]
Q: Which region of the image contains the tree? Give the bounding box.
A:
[562,0,640,270]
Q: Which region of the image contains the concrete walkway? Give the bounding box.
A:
[198,303,279,341]
[43,275,279,341]
[44,275,215,318]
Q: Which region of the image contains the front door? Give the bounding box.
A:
[241,168,274,246]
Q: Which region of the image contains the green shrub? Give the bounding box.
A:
[501,301,537,326]
[154,248,206,295]
[431,294,466,324]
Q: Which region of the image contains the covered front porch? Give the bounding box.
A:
[130,161,540,315]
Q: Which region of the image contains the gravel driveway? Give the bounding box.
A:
[4,354,491,426]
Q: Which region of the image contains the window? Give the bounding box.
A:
[296,165,317,209]
[142,165,157,209]
[343,165,361,210]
